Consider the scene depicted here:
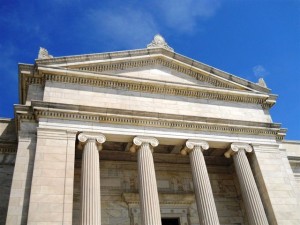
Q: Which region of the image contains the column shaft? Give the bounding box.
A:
[137,143,161,225]
[81,140,101,225]
[190,146,220,225]
[233,149,268,225]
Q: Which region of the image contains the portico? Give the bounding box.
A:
[34,124,270,225]
[30,116,270,225]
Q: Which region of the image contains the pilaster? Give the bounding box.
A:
[27,128,77,225]
[6,130,37,225]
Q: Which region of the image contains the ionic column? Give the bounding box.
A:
[130,136,161,225]
[224,143,268,225]
[181,140,220,225]
[78,133,106,225]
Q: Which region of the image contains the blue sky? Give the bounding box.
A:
[0,0,299,140]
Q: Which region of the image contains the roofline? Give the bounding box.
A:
[34,47,271,93]
[282,140,300,144]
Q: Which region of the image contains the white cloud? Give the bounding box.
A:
[84,0,222,49]
[87,7,158,49]
[153,0,221,32]
[253,65,269,78]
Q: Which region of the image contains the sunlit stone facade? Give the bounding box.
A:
[1,35,299,225]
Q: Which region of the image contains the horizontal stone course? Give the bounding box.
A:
[43,81,271,123]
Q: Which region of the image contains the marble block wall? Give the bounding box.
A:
[43,81,272,123]
[73,160,248,225]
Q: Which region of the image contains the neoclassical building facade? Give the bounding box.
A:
[0,35,299,225]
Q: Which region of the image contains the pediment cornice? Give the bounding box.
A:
[70,56,238,90]
[20,68,276,108]
[14,101,286,141]
[33,48,270,93]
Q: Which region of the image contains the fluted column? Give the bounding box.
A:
[181,140,220,225]
[130,136,161,225]
[224,143,268,225]
[78,133,106,225]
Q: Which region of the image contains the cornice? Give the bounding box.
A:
[20,71,276,108]
[287,156,300,162]
[276,128,287,141]
[74,57,236,89]
[14,101,285,139]
[34,48,269,93]
[0,144,17,154]
[14,105,35,132]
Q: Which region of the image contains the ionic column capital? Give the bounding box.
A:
[224,142,253,158]
[78,133,106,151]
[130,136,159,153]
[181,139,209,155]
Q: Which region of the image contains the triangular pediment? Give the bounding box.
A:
[35,48,270,93]
[77,63,216,87]
[70,57,246,91]
[112,65,215,87]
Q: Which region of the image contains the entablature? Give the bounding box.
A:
[14,101,286,141]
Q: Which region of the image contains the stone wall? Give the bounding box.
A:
[43,81,272,123]
[26,84,44,105]
[0,165,14,224]
[282,140,300,199]
[250,144,300,225]
[73,160,248,225]
[0,119,17,224]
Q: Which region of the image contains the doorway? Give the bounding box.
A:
[161,218,180,225]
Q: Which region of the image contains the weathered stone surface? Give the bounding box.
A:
[43,81,272,123]
[72,160,247,225]
[27,128,76,225]
[5,123,36,225]
[251,144,300,225]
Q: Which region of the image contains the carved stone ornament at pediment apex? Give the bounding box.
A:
[147,34,174,52]
[38,47,53,59]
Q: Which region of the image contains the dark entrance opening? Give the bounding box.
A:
[161,218,180,225]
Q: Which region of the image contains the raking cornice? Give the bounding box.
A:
[33,47,269,93]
